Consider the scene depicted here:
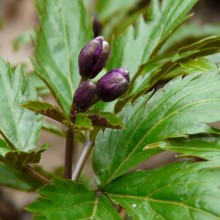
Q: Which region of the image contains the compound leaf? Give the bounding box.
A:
[157,135,220,161]
[35,0,93,113]
[115,35,220,111]
[89,112,124,129]
[105,161,220,220]
[93,72,220,188]
[0,59,43,152]
[107,0,198,81]
[22,100,68,123]
[26,178,121,220]
[0,162,42,191]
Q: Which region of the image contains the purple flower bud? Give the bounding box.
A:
[97,67,130,102]
[73,81,97,112]
[78,36,110,79]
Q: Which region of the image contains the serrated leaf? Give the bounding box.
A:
[95,0,139,21]
[93,72,220,188]
[22,101,95,131]
[26,178,121,220]
[75,113,93,130]
[62,114,93,131]
[157,135,220,161]
[0,59,43,151]
[95,0,141,37]
[22,100,68,123]
[5,145,49,166]
[28,72,50,95]
[0,138,10,156]
[116,35,220,110]
[89,112,124,129]
[0,162,42,191]
[107,0,197,81]
[105,161,220,220]
[162,57,217,80]
[178,35,220,55]
[35,0,93,114]
[180,57,217,73]
[160,22,220,54]
[0,138,48,166]
[13,29,36,51]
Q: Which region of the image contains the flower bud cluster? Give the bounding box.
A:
[73,36,130,112]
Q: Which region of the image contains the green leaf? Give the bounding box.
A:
[107,0,197,80]
[116,35,220,110]
[89,112,124,129]
[105,161,220,220]
[162,57,217,80]
[180,57,217,74]
[95,0,141,37]
[75,113,93,130]
[0,138,48,166]
[23,101,96,131]
[35,0,93,114]
[28,72,50,95]
[160,22,220,54]
[95,0,139,21]
[0,138,10,156]
[22,100,68,123]
[13,29,36,51]
[0,59,43,152]
[157,135,220,161]
[0,162,42,191]
[26,178,121,220]
[4,145,49,166]
[62,114,93,131]
[93,72,220,188]
[23,100,121,131]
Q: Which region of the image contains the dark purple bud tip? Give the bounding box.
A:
[73,81,97,112]
[93,14,102,37]
[78,36,110,79]
[97,67,130,102]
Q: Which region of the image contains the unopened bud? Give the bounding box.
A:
[93,14,102,37]
[73,81,97,112]
[78,36,110,79]
[97,67,130,102]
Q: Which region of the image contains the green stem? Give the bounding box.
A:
[65,76,98,180]
[72,139,94,181]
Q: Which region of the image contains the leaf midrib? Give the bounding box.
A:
[104,76,219,186]
[108,193,220,219]
[115,99,220,182]
[1,72,19,148]
[59,0,74,95]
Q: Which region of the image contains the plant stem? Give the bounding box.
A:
[72,139,94,181]
[0,155,51,185]
[64,128,74,179]
[25,165,51,184]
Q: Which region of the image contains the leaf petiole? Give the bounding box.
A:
[72,137,94,181]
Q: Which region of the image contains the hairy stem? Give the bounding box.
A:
[72,139,94,181]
